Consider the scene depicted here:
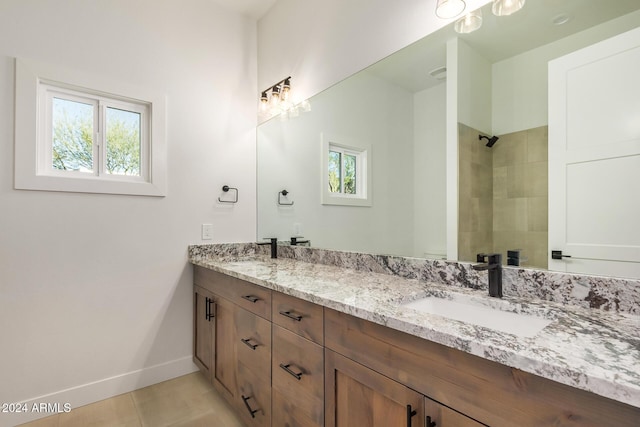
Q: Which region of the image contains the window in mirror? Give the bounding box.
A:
[321,133,371,207]
[328,146,358,195]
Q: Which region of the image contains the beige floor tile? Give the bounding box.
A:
[58,393,140,427]
[132,373,229,427]
[17,414,60,427]
[168,391,245,427]
[18,373,244,427]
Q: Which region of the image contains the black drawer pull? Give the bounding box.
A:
[279,363,302,380]
[241,395,259,418]
[426,415,436,427]
[406,405,417,426]
[205,297,215,321]
[242,295,260,303]
[279,310,303,322]
[241,338,258,350]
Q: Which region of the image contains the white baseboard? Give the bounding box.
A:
[1,356,198,427]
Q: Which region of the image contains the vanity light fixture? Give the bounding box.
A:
[455,8,482,34]
[435,0,466,19]
[260,76,291,112]
[260,76,311,119]
[492,0,525,17]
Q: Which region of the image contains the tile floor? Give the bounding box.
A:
[18,373,245,427]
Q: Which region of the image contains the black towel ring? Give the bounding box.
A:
[218,185,238,203]
[278,189,294,206]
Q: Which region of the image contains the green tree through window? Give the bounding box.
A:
[52,100,141,176]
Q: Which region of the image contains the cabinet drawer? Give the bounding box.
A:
[272,291,324,344]
[194,266,271,319]
[272,325,324,427]
[237,362,271,427]
[235,307,271,381]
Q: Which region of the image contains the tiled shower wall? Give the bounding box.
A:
[458,124,548,268]
[458,123,493,262]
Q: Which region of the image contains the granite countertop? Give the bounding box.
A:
[189,253,640,408]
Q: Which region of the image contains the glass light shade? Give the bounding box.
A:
[492,0,525,16]
[435,0,466,19]
[454,9,482,34]
[259,92,269,112]
[282,78,291,100]
[300,99,311,112]
[270,88,280,106]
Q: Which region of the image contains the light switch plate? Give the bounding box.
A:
[202,224,213,240]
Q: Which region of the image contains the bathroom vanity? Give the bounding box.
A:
[190,245,640,426]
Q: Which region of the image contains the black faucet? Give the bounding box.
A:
[257,238,278,258]
[472,253,503,298]
[290,237,310,246]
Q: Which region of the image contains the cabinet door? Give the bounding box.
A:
[325,350,424,427]
[236,307,272,427]
[193,286,214,380]
[272,325,324,427]
[212,296,237,401]
[425,397,486,427]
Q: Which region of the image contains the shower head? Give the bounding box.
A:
[479,134,499,147]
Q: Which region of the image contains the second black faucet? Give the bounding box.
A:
[258,238,278,258]
[472,253,503,298]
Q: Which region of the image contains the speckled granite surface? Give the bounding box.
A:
[188,244,640,408]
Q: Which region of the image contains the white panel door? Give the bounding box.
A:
[548,26,640,279]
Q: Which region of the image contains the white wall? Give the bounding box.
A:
[257,0,491,107]
[0,1,256,425]
[457,39,492,135]
[257,71,415,256]
[492,9,640,135]
[414,83,447,259]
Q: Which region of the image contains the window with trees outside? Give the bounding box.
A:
[328,146,358,195]
[45,84,148,179]
[14,58,166,196]
[321,133,371,207]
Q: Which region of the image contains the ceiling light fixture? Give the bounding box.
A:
[454,8,483,34]
[428,66,447,80]
[492,0,526,17]
[552,13,571,26]
[435,0,466,19]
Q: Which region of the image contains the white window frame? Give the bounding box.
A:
[321,132,372,207]
[15,58,166,196]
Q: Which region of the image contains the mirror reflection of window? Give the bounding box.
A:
[328,150,341,193]
[328,145,359,196]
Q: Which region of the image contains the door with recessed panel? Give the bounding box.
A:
[548,26,640,278]
[325,349,424,427]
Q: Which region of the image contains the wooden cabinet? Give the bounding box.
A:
[194,266,639,427]
[325,307,640,427]
[193,280,240,402]
[236,307,272,426]
[193,285,214,380]
[193,266,273,426]
[195,266,271,320]
[424,397,485,427]
[325,347,484,427]
[272,325,324,427]
[212,296,237,400]
[272,291,324,345]
[325,349,424,427]
[272,293,325,427]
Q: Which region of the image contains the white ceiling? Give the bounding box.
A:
[209,0,277,19]
[365,0,640,93]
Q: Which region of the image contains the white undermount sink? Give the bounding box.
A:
[401,294,553,338]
